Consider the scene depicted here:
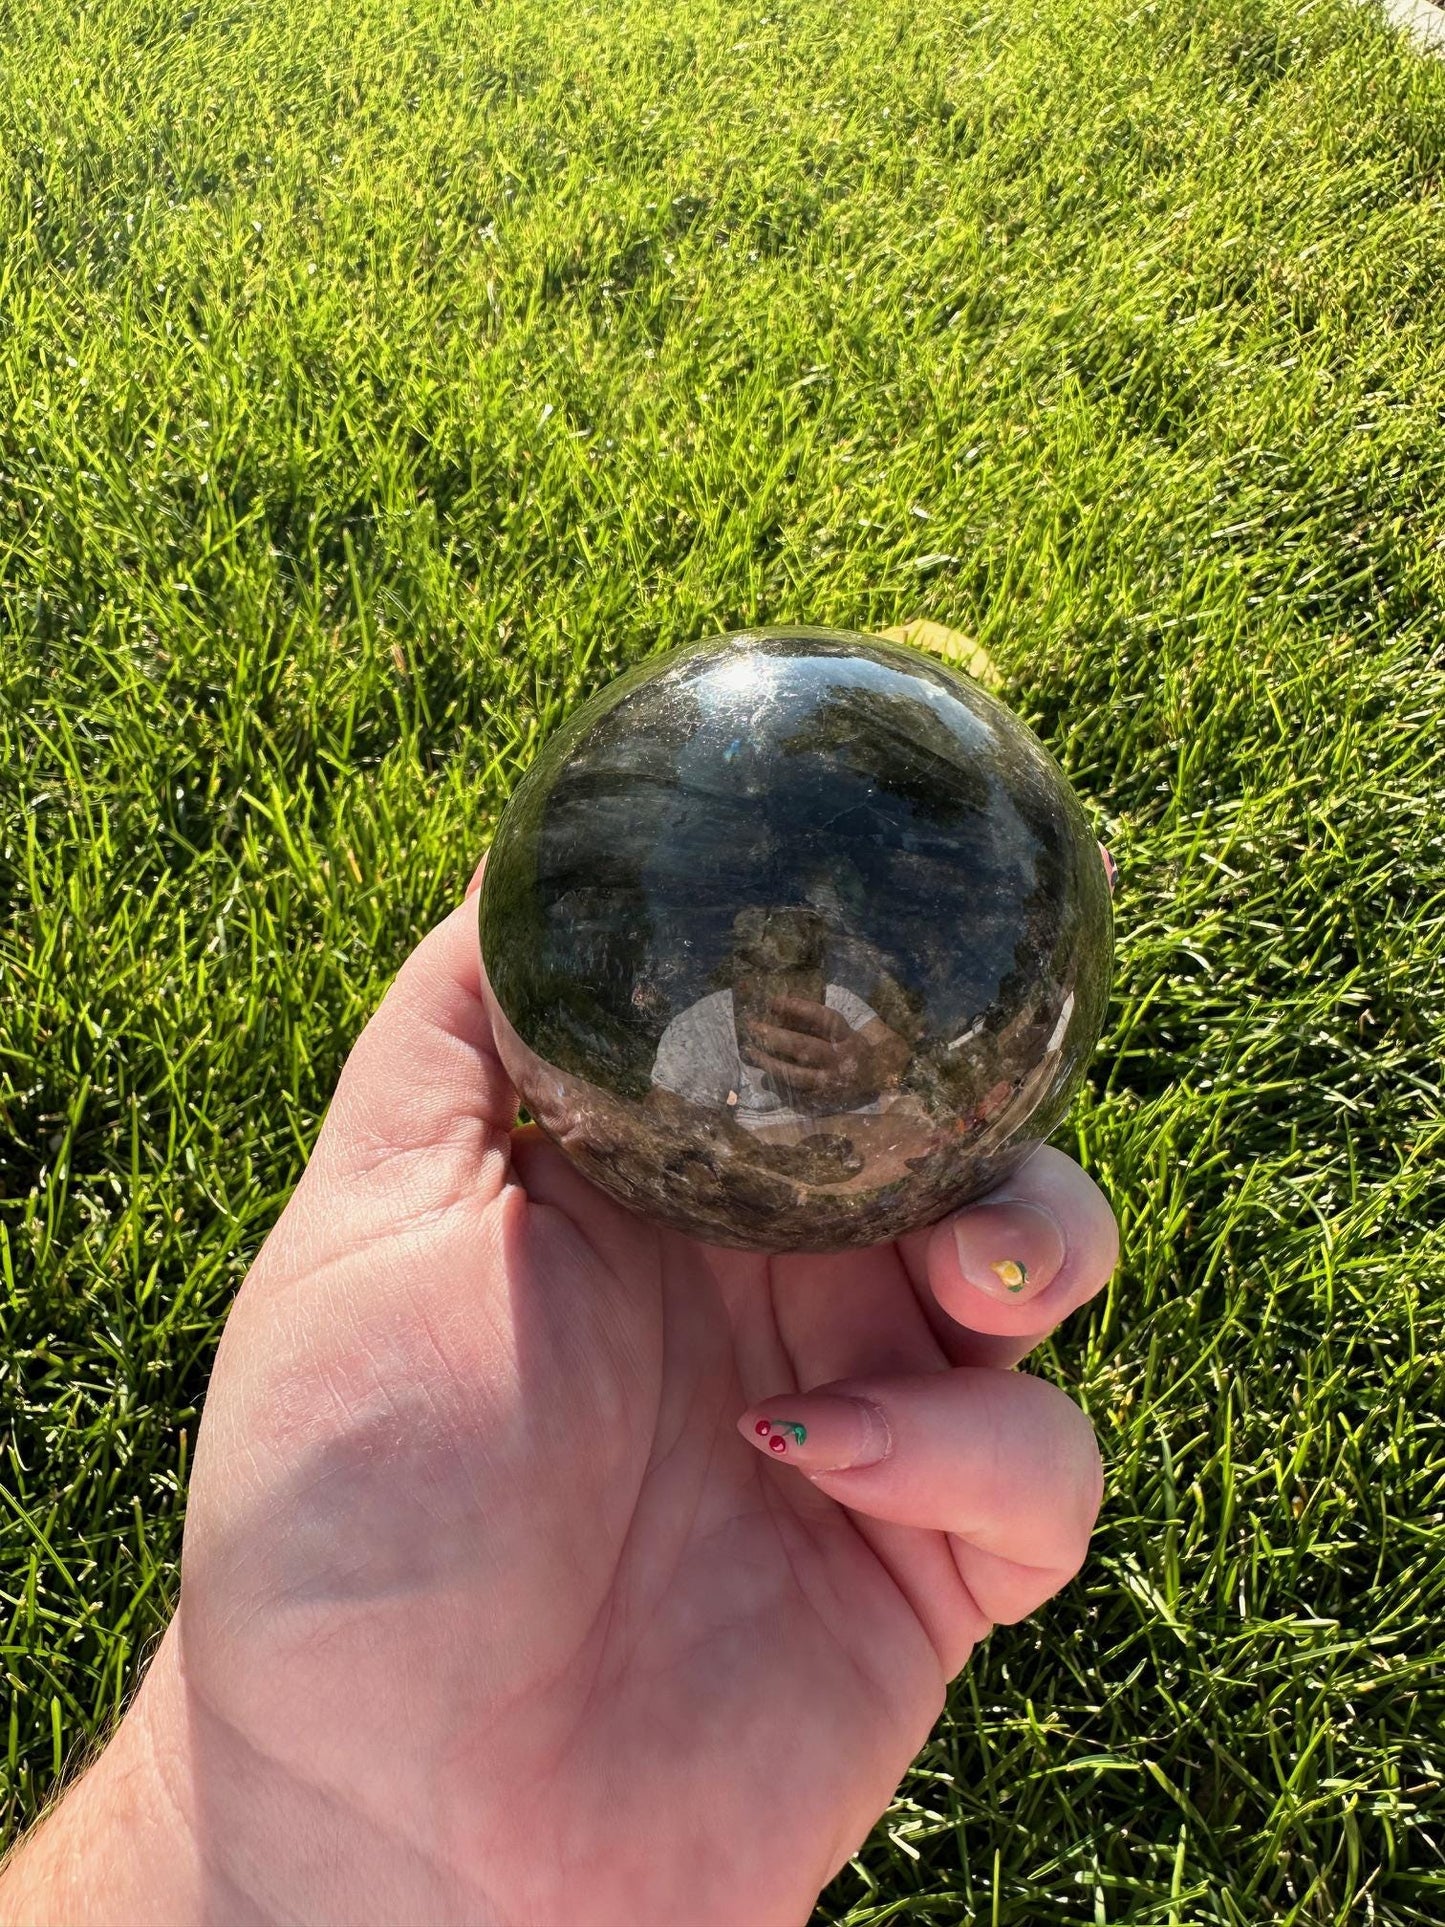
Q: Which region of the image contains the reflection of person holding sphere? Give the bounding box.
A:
[651,905,912,1122]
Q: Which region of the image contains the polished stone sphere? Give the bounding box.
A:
[479,626,1113,1251]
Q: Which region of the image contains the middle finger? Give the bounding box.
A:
[752,1051,829,1091]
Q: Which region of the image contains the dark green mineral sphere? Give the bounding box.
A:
[479,625,1114,1252]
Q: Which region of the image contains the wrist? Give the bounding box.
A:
[0,1628,206,1926]
[0,1619,499,1927]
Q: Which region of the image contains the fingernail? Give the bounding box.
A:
[737,1396,893,1475]
[953,1200,1066,1302]
[1098,841,1118,896]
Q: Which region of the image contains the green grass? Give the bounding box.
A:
[2,0,1444,1915]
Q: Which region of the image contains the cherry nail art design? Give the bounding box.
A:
[754,1419,808,1455]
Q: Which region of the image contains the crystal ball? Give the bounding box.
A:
[479,626,1114,1251]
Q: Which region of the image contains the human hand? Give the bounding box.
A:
[0,869,1118,1927]
[743,996,912,1111]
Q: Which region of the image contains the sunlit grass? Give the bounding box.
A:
[2,0,1443,1917]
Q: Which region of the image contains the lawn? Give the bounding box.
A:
[2,0,1444,1916]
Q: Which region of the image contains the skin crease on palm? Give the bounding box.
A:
[0,853,1120,1927]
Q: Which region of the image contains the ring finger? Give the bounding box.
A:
[897,1143,1120,1367]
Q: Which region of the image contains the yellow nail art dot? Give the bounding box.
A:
[990,1259,1028,1293]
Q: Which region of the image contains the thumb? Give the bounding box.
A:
[304,885,517,1209]
[737,1368,1102,1626]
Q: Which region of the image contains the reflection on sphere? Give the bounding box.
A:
[480,626,1113,1252]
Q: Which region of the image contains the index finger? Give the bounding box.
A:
[897,1144,1120,1368]
[767,994,848,1039]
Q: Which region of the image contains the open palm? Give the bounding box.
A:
[11,886,1117,1927]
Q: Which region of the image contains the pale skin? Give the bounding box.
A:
[0,856,1120,1927]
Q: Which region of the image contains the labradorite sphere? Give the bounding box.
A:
[479,626,1113,1252]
